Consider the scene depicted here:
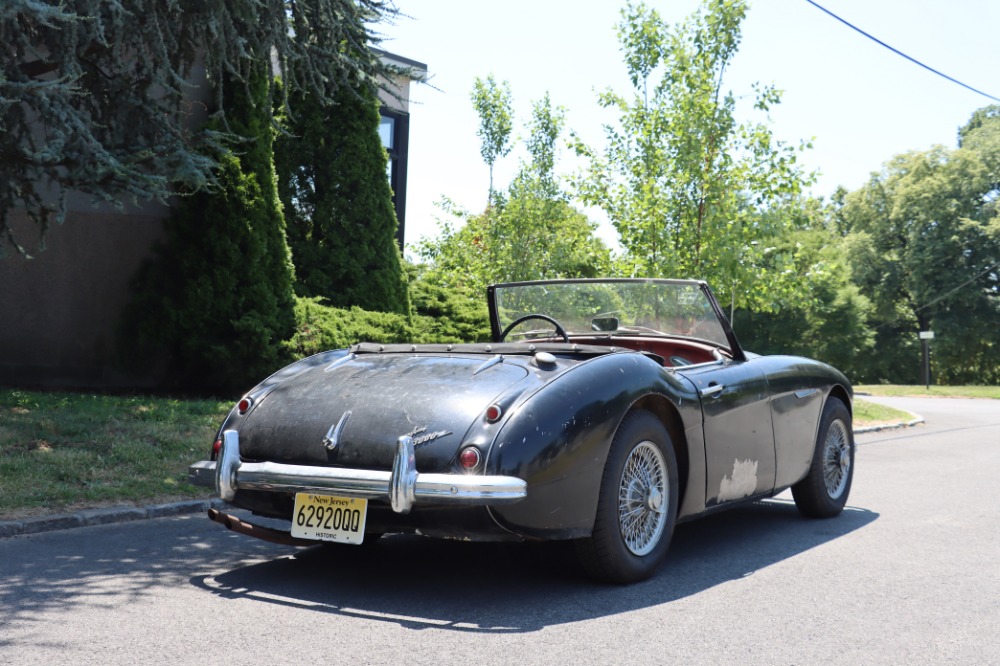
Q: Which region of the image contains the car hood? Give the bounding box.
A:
[235,352,531,471]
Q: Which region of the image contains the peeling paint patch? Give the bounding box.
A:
[718,459,759,501]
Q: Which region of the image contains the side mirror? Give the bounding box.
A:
[591,317,619,332]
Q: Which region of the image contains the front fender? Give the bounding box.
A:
[486,352,700,539]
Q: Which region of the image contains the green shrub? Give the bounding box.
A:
[285,297,413,357]
[119,64,296,391]
[275,81,409,315]
[409,276,491,343]
[284,285,492,358]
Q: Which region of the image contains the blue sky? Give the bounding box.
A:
[379,0,999,252]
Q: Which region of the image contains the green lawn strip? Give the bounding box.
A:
[0,386,951,521]
[0,390,232,519]
[855,385,1000,399]
[853,398,915,427]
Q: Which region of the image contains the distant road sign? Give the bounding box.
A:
[919,331,935,340]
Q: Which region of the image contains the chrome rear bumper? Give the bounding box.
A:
[188,430,526,514]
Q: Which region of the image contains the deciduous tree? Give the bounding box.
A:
[733,198,874,380]
[838,107,1000,383]
[471,74,514,203]
[572,0,811,312]
[420,92,610,295]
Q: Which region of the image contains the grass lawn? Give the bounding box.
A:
[2,384,975,520]
[0,389,232,519]
[855,385,1000,399]
[853,398,915,427]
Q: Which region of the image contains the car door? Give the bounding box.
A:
[676,359,776,507]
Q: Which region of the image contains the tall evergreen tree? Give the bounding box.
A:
[275,83,408,315]
[120,64,296,391]
[1,0,398,256]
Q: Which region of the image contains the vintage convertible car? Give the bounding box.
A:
[190,278,855,583]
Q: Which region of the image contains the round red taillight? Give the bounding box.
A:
[211,438,222,461]
[459,447,482,470]
[237,397,253,414]
[485,404,502,422]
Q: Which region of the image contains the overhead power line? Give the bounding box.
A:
[804,0,1000,104]
[873,263,998,332]
[914,263,999,315]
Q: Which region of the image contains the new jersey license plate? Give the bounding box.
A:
[290,493,368,544]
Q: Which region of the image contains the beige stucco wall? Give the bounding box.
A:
[376,51,427,113]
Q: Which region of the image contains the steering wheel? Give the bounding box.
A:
[499,314,570,343]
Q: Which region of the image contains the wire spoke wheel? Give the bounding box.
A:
[822,418,851,499]
[618,440,668,556]
[575,410,678,583]
[792,397,854,518]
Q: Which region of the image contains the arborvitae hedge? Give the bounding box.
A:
[119,64,296,391]
[275,82,409,315]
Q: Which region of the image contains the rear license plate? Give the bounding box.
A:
[291,493,367,544]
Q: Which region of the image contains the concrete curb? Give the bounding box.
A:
[0,498,228,539]
[0,412,924,539]
[854,416,925,434]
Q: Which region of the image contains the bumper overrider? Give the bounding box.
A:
[188,430,527,514]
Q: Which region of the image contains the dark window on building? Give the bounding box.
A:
[380,108,410,248]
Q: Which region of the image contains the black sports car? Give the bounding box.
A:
[190,278,855,583]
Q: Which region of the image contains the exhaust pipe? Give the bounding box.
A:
[207,508,315,547]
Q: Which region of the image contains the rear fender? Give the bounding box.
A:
[487,353,700,539]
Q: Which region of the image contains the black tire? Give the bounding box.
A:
[575,410,679,584]
[792,396,854,518]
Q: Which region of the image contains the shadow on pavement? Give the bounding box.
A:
[190,499,878,633]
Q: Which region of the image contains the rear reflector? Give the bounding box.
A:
[459,446,482,470]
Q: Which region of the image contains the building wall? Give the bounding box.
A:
[0,205,168,388]
[0,58,425,391]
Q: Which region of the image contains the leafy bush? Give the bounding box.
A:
[285,282,492,358]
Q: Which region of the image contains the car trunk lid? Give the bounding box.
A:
[236,353,529,471]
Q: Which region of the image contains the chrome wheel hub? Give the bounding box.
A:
[823,418,852,499]
[618,441,669,556]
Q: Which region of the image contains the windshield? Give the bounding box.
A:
[491,279,731,348]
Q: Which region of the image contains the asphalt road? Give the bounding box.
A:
[1,397,998,665]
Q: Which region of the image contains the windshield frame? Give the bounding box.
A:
[486,278,746,361]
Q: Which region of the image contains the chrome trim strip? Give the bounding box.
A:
[324,353,356,372]
[198,430,527,513]
[472,354,504,376]
[795,388,819,399]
